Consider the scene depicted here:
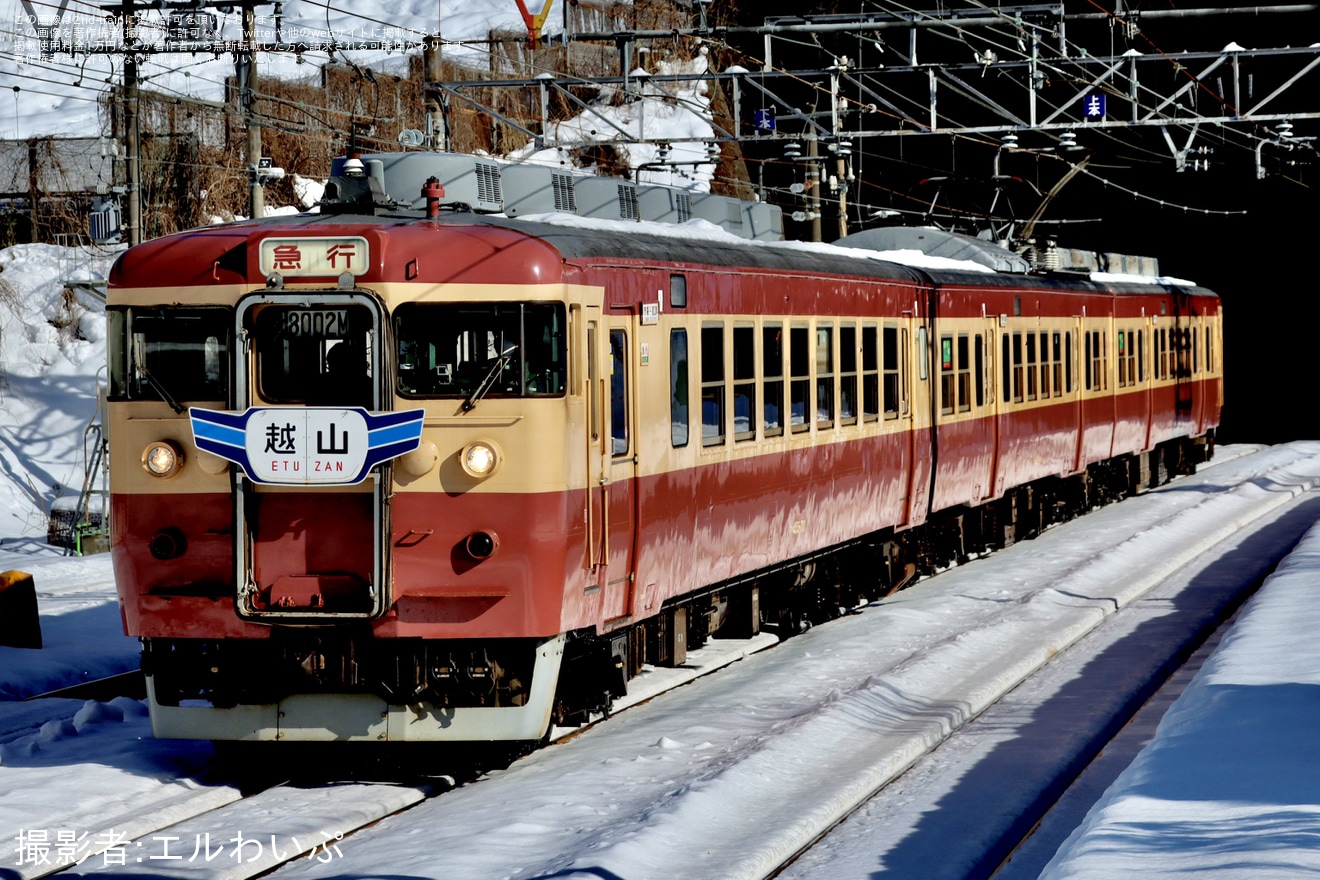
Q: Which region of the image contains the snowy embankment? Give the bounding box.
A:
[1039,507,1320,879]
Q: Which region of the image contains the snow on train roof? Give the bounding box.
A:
[515,212,997,275]
[511,211,1199,287]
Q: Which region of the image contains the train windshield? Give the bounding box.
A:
[395,302,567,398]
[106,306,231,403]
[251,303,375,408]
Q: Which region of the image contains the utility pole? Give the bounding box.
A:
[241,4,263,219]
[121,1,141,245]
[423,34,447,150]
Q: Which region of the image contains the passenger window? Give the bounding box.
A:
[883,325,900,419]
[957,335,971,412]
[790,324,810,432]
[816,323,834,429]
[974,334,985,408]
[763,323,784,437]
[1026,332,1037,401]
[862,324,879,422]
[840,323,858,425]
[670,329,688,448]
[734,324,756,441]
[701,323,724,446]
[940,335,955,416]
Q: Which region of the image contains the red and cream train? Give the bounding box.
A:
[106,162,1221,744]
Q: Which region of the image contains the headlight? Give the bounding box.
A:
[460,441,501,478]
[141,441,183,478]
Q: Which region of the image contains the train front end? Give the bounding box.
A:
[107,216,593,743]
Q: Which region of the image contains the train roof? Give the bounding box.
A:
[110,207,1216,301]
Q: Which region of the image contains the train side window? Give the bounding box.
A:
[917,326,929,382]
[957,335,971,412]
[1193,324,1199,373]
[1012,332,1024,403]
[1085,331,1092,390]
[883,325,900,419]
[670,274,687,309]
[940,335,955,416]
[790,324,810,432]
[901,328,911,415]
[1001,334,1011,405]
[701,323,725,446]
[1206,325,1214,373]
[763,323,784,437]
[862,324,879,422]
[816,323,834,430]
[610,330,628,456]
[733,324,756,442]
[1025,332,1037,401]
[1052,332,1063,395]
[1039,332,1050,398]
[974,334,985,408]
[1065,331,1073,392]
[1117,330,1128,388]
[840,323,858,425]
[1088,330,1107,391]
[670,329,689,448]
[1138,330,1146,382]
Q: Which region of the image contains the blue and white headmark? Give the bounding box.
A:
[189,407,426,485]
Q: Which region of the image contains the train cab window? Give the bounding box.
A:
[701,323,725,446]
[840,324,858,425]
[394,303,566,400]
[816,323,834,430]
[862,324,879,422]
[790,324,810,432]
[763,324,784,437]
[610,330,628,456]
[882,325,900,419]
[733,324,756,441]
[107,306,232,404]
[670,329,689,448]
[670,274,687,309]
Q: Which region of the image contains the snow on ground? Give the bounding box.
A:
[2,243,1319,878]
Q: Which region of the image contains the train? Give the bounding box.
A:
[106,154,1221,745]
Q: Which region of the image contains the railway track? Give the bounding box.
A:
[5,443,1318,880]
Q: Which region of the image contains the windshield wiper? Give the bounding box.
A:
[462,344,518,412]
[132,350,186,414]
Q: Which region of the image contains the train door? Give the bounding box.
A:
[585,313,638,625]
[231,293,387,621]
